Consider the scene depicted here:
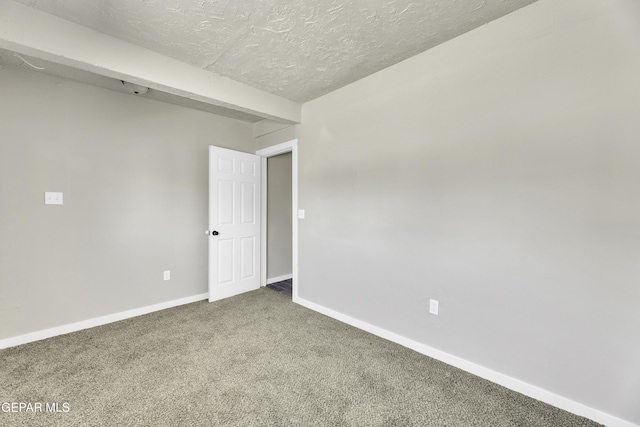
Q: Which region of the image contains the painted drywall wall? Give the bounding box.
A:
[0,65,254,340]
[296,0,640,424]
[266,153,293,280]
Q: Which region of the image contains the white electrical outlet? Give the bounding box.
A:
[44,192,63,205]
[163,270,170,281]
[429,299,439,315]
[298,209,305,219]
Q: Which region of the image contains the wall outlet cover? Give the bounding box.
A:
[163,271,170,281]
[429,299,439,315]
[45,192,63,205]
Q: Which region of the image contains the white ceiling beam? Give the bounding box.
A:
[253,120,294,138]
[0,0,301,124]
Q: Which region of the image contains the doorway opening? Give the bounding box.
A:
[265,151,292,298]
[256,139,298,301]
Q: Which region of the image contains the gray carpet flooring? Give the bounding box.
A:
[1,288,601,426]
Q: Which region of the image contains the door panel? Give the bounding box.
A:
[241,182,255,223]
[217,239,234,285]
[241,237,256,279]
[209,146,261,302]
[218,181,234,224]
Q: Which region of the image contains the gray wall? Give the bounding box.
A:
[296,0,640,424]
[267,153,293,280]
[0,65,254,340]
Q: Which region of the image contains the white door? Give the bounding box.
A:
[208,146,261,302]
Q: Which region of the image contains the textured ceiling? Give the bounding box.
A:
[12,0,537,103]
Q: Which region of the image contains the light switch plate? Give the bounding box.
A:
[298,209,305,219]
[163,271,170,281]
[45,192,63,205]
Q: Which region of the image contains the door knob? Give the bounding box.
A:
[212,231,219,236]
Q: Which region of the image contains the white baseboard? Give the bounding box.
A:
[294,297,638,427]
[266,273,293,285]
[0,293,209,349]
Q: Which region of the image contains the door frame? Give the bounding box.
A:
[256,139,299,302]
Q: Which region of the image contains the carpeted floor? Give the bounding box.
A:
[1,288,600,426]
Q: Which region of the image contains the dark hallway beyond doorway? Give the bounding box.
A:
[266,279,292,298]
